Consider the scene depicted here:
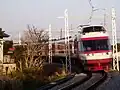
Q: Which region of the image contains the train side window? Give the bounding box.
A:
[70,44,72,48]
[59,51,64,53]
[57,45,60,49]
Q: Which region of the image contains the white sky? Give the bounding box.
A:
[0,0,119,42]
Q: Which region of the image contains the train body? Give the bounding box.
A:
[50,25,112,71]
[50,36,79,64]
[80,25,112,71]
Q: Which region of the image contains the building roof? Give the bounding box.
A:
[0,28,9,38]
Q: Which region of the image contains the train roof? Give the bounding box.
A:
[52,36,72,41]
[80,25,106,33]
[84,24,103,27]
[51,36,77,43]
[78,24,104,28]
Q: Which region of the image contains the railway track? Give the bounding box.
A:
[57,72,92,90]
[37,70,107,90]
[73,70,107,90]
[47,72,91,90]
[86,70,107,90]
[51,70,107,90]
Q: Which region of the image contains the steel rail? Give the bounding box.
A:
[57,70,107,90]
[86,70,107,90]
[58,72,92,90]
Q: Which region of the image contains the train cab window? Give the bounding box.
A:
[83,39,109,51]
[57,45,61,49]
[82,26,105,33]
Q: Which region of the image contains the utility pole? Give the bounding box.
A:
[0,38,3,64]
[57,9,71,73]
[72,36,74,54]
[112,7,119,71]
[60,28,62,38]
[48,24,52,64]
[18,32,21,45]
[64,9,71,73]
[64,9,68,72]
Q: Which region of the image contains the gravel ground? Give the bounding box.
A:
[96,71,120,90]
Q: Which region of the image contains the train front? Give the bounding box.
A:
[80,25,112,71]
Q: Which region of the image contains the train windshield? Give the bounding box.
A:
[82,39,110,51]
[83,26,105,33]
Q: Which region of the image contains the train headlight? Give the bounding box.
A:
[106,52,109,55]
[85,54,89,56]
[87,54,89,56]
[102,52,109,55]
[86,54,94,56]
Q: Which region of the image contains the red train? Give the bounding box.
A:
[80,25,112,71]
[48,25,112,71]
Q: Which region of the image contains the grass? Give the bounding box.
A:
[0,63,68,90]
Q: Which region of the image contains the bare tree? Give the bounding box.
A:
[14,25,49,72]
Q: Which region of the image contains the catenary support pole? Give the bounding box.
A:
[112,7,119,71]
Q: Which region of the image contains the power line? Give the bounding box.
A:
[88,0,106,26]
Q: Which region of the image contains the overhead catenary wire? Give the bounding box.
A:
[88,0,106,26]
